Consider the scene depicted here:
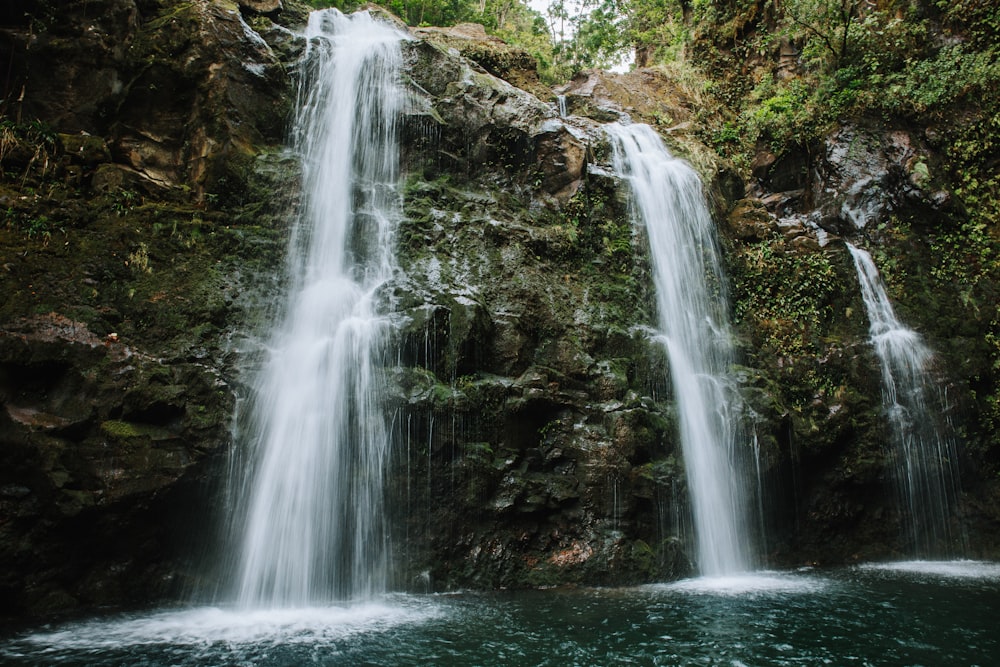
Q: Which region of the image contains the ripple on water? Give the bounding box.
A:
[3,571,999,666]
[655,571,830,597]
[858,560,1000,581]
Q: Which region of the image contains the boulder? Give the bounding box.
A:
[239,0,282,13]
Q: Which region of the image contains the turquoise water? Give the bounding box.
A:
[2,562,998,666]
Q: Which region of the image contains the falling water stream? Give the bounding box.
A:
[847,243,962,555]
[231,9,406,607]
[607,123,752,576]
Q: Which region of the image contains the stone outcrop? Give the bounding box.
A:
[412,22,547,99]
[751,123,954,236]
[559,68,744,213]
[385,24,692,589]
[732,116,1000,565]
[1,0,289,201]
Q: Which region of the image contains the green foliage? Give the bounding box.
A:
[0,118,56,150]
[671,1,999,176]
[557,179,634,274]
[112,190,140,217]
[742,78,815,153]
[0,118,58,181]
[628,0,687,63]
[852,44,1000,118]
[730,236,840,356]
[561,2,629,70]
[937,0,1000,50]
[783,0,862,67]
[3,201,60,243]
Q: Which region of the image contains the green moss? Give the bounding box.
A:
[99,420,175,441]
[101,420,142,438]
[186,404,222,430]
[635,456,681,485]
[143,2,197,32]
[522,561,563,588]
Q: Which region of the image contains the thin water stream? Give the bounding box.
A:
[608,123,752,576]
[847,243,962,556]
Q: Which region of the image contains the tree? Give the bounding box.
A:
[783,0,866,67]
[626,0,689,66]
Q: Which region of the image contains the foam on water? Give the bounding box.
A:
[8,600,441,652]
[658,571,829,596]
[859,560,1000,580]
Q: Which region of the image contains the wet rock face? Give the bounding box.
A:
[385,186,687,587]
[0,0,139,132]
[812,125,950,235]
[0,1,298,620]
[402,37,599,206]
[384,38,697,589]
[2,0,290,201]
[731,108,1000,565]
[0,314,233,617]
[240,0,282,13]
[757,123,953,237]
[411,22,545,98]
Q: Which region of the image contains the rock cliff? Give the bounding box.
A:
[1,0,998,620]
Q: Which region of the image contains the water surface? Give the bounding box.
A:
[3,563,997,666]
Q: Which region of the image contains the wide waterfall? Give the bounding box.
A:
[230,10,405,607]
[847,243,962,556]
[607,123,752,576]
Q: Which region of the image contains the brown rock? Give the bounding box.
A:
[239,0,282,12]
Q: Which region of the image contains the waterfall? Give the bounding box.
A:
[231,9,406,608]
[847,243,962,556]
[557,95,568,118]
[607,123,752,576]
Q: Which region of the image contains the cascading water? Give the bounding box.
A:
[231,9,406,607]
[847,243,962,556]
[607,123,752,576]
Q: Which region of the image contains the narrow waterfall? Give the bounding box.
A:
[847,243,962,556]
[607,123,752,576]
[232,10,405,607]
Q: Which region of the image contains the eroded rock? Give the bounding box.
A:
[811,124,952,235]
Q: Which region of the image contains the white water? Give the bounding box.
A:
[860,560,1000,580]
[662,571,828,596]
[9,602,440,651]
[231,10,406,607]
[607,123,751,576]
[847,244,962,556]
